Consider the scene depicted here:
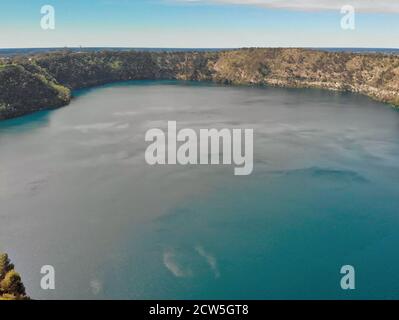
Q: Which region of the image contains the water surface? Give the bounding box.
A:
[1,81,399,299]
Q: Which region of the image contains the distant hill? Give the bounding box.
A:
[0,47,228,57]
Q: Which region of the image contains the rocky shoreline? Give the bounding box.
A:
[1,48,398,120]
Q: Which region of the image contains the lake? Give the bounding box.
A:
[1,81,399,299]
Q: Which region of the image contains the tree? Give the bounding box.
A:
[0,253,29,300]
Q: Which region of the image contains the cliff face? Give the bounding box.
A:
[213,48,399,106]
[0,63,71,120]
[33,51,218,89]
[0,48,398,120]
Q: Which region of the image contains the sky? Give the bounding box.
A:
[0,0,398,48]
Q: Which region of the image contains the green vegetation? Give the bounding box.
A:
[0,48,398,120]
[0,63,71,120]
[0,253,29,300]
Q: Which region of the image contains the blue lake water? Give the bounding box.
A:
[1,81,399,299]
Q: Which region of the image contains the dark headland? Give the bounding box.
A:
[1,48,399,120]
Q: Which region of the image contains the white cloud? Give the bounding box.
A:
[178,0,399,13]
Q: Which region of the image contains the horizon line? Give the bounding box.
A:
[1,46,399,50]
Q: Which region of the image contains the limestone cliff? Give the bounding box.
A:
[213,48,399,106]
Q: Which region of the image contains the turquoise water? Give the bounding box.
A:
[1,81,399,299]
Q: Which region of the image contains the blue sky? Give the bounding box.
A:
[0,0,398,48]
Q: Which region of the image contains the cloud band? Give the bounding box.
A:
[179,0,399,13]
